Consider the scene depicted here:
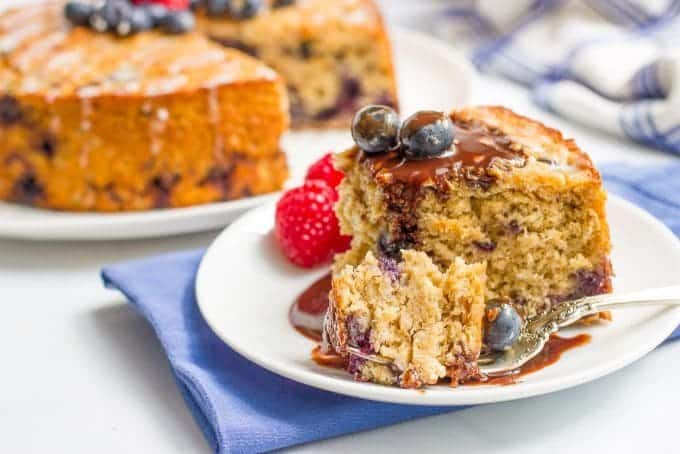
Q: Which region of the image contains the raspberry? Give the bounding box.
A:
[275,180,351,268]
[133,0,189,10]
[305,153,345,189]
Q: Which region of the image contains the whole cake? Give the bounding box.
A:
[0,1,289,211]
[0,0,397,211]
[195,0,398,128]
[323,105,613,387]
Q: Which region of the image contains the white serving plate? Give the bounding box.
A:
[196,195,680,406]
[0,27,474,240]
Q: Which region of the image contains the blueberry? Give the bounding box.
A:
[399,111,455,159]
[351,105,400,153]
[13,173,44,204]
[38,134,57,158]
[127,7,154,33]
[206,0,229,16]
[90,0,132,34]
[228,0,264,19]
[377,231,410,260]
[64,2,94,27]
[160,10,195,34]
[377,256,400,281]
[88,9,109,32]
[0,96,22,125]
[573,269,606,298]
[485,303,522,352]
[142,3,169,26]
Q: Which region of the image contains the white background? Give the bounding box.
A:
[1,1,679,453]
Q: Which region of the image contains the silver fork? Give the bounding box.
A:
[347,285,680,378]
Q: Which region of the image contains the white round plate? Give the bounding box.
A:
[0,27,474,241]
[196,195,680,406]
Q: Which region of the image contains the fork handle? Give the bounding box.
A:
[584,285,680,312]
[527,285,680,334]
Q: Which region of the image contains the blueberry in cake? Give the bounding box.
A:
[325,250,486,387]
[195,0,398,128]
[0,1,288,211]
[323,104,613,387]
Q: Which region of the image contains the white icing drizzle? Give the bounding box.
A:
[204,71,237,87]
[49,115,62,135]
[208,87,223,162]
[168,50,225,75]
[77,85,101,99]
[19,76,41,93]
[150,107,169,155]
[79,97,93,168]
[0,23,44,53]
[0,5,48,29]
[254,66,278,80]
[108,64,139,84]
[144,75,188,96]
[80,97,92,131]
[13,30,67,71]
[46,49,83,73]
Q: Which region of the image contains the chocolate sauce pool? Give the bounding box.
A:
[362,124,525,188]
[288,273,331,342]
[289,274,590,382]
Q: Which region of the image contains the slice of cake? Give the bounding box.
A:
[322,105,612,387]
[324,250,486,388]
[0,2,288,211]
[334,105,613,321]
[195,0,398,128]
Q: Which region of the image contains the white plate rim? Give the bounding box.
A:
[196,194,680,406]
[0,26,476,241]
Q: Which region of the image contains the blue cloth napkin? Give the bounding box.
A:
[102,163,680,454]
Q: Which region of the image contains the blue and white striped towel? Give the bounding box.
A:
[438,0,680,154]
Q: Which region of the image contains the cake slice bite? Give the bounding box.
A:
[323,250,486,388]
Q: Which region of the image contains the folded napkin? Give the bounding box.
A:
[102,163,680,454]
[438,0,680,154]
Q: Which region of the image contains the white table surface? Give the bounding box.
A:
[2,3,679,453]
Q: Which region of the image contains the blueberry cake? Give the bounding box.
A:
[0,2,289,211]
[195,0,398,128]
[323,105,613,387]
[324,250,486,387]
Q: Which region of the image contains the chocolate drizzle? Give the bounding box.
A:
[362,122,526,190]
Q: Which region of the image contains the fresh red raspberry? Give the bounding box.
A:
[133,0,190,10]
[275,180,351,268]
[305,153,345,189]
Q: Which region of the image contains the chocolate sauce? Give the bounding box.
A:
[362,123,525,188]
[469,334,591,386]
[288,273,332,342]
[311,345,347,369]
[291,277,591,385]
[309,333,591,382]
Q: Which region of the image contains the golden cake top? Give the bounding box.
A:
[346,106,600,192]
[0,2,280,100]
